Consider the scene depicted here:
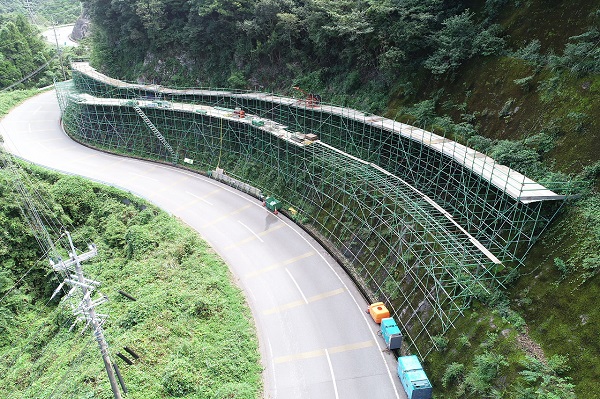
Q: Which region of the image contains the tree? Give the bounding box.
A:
[0,14,53,89]
[424,11,479,74]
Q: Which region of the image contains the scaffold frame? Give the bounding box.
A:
[54,64,577,357]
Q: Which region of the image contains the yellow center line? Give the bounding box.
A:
[263,287,345,315]
[38,137,68,142]
[273,340,374,364]
[72,152,99,161]
[245,251,315,279]
[263,300,305,315]
[224,223,284,249]
[157,175,191,192]
[307,287,345,303]
[258,223,285,237]
[328,340,374,355]
[202,204,252,228]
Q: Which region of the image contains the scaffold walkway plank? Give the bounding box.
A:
[70,62,562,204]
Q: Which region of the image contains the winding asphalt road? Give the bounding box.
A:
[0,90,404,398]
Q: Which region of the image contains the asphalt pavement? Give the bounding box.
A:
[0,90,405,398]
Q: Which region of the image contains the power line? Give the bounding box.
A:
[22,0,39,26]
[0,55,58,92]
[0,151,122,397]
[1,302,77,393]
[46,335,97,399]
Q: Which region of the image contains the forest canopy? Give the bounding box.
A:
[84,0,506,87]
[0,14,56,89]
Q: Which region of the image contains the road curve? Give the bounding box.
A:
[0,90,404,398]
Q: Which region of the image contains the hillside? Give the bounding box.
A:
[1,89,261,399]
[0,151,261,398]
[31,0,600,397]
[0,0,82,26]
[0,8,86,90]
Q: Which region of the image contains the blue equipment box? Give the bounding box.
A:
[380,317,402,350]
[397,355,432,399]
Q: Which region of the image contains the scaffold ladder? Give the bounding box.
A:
[133,106,177,163]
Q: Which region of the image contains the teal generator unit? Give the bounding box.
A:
[381,317,402,350]
[397,355,432,399]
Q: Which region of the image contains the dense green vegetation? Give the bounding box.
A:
[83,0,600,397]
[0,88,44,117]
[1,1,88,90]
[0,14,56,89]
[85,0,507,91]
[1,0,598,397]
[0,0,82,26]
[0,149,261,397]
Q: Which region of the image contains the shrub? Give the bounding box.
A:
[554,257,571,276]
[560,30,600,76]
[442,362,465,387]
[213,382,255,398]
[432,335,449,352]
[161,358,198,397]
[425,11,479,74]
[118,307,148,329]
[103,215,127,247]
[581,255,600,281]
[519,355,576,399]
[522,132,556,154]
[403,99,437,127]
[458,333,471,348]
[489,140,543,177]
[566,112,589,133]
[125,225,157,259]
[580,160,600,183]
[474,24,506,56]
[468,135,495,153]
[50,176,96,225]
[513,40,545,67]
[514,75,535,91]
[464,352,508,394]
[227,71,247,89]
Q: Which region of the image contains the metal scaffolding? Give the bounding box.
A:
[55,64,576,357]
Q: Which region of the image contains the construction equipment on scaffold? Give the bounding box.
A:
[292,86,321,108]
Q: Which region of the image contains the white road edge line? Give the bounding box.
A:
[147,165,401,397]
[285,268,308,304]
[238,220,264,243]
[277,219,402,399]
[325,349,340,399]
[186,191,214,205]
[49,150,402,397]
[267,338,277,398]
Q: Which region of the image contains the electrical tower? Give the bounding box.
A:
[22,0,38,25]
[50,232,123,399]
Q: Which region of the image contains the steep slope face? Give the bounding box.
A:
[84,0,506,89]
[83,0,600,397]
[431,0,600,174]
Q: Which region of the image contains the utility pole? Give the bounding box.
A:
[50,232,122,399]
[52,22,67,81]
[23,0,37,25]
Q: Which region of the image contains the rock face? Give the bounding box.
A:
[71,11,91,41]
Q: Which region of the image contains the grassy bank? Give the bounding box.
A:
[0,162,262,398]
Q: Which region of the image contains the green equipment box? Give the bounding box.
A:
[264,196,282,212]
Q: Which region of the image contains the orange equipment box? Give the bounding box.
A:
[368,302,390,323]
